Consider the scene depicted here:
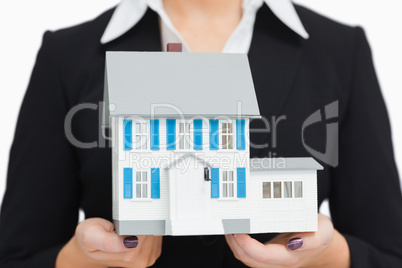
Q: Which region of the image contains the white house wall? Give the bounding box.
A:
[208,168,252,220]
[114,116,250,222]
[111,116,119,219]
[249,170,318,233]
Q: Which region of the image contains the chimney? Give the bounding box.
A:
[167,43,182,52]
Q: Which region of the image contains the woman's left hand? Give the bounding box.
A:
[225,214,350,268]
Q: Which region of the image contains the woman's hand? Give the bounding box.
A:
[225,214,350,268]
[56,218,162,268]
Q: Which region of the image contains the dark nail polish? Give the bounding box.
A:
[286,238,303,250]
[123,236,138,248]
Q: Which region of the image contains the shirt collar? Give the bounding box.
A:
[100,0,309,44]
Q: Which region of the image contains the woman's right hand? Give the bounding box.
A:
[56,218,162,268]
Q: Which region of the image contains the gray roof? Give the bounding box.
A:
[103,51,260,124]
[250,158,323,171]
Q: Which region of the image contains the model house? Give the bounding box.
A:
[103,49,323,236]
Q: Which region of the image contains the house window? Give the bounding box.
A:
[222,170,235,198]
[284,181,292,198]
[135,171,149,198]
[294,181,303,198]
[178,122,191,150]
[273,182,282,198]
[263,181,303,199]
[221,122,233,150]
[262,182,271,198]
[134,122,148,150]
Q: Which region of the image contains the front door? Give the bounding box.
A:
[176,164,207,219]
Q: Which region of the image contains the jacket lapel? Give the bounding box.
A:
[248,4,304,118]
[248,4,304,157]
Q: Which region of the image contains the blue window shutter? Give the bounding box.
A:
[166,119,176,150]
[193,119,203,150]
[209,119,219,150]
[237,168,246,198]
[236,119,246,150]
[150,120,160,150]
[211,168,219,198]
[123,120,132,151]
[123,168,133,199]
[151,168,160,199]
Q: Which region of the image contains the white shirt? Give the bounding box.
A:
[101,0,309,53]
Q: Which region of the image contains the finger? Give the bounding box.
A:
[284,215,334,252]
[233,234,294,265]
[225,235,261,267]
[88,236,160,267]
[148,236,163,266]
[133,235,156,257]
[118,236,162,268]
[83,220,137,253]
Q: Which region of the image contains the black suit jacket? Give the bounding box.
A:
[1,4,402,268]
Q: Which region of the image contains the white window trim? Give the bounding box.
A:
[220,169,237,199]
[219,120,236,151]
[294,181,303,198]
[133,170,151,200]
[177,120,193,151]
[133,120,150,151]
[262,180,304,199]
[283,181,293,198]
[262,181,272,199]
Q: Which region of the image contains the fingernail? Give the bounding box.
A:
[123,236,138,248]
[286,238,303,250]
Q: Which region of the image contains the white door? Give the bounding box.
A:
[176,164,207,219]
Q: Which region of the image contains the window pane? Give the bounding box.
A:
[141,136,147,150]
[142,172,147,182]
[263,182,271,198]
[229,183,234,197]
[142,184,147,198]
[228,123,233,133]
[222,135,227,149]
[223,183,227,197]
[228,135,233,149]
[185,135,190,149]
[135,135,141,149]
[142,123,147,134]
[136,172,141,182]
[222,123,227,134]
[295,181,303,198]
[274,182,281,198]
[180,123,184,133]
[136,184,141,198]
[284,181,292,198]
[223,171,227,181]
[229,171,233,181]
[179,136,184,149]
[136,123,141,133]
[185,141,190,150]
[186,123,190,133]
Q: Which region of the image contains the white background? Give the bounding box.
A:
[1,1,402,217]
